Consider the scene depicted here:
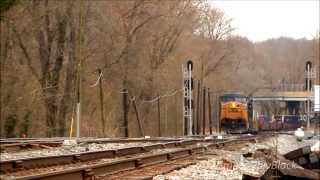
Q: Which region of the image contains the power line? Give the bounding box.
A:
[139,89,182,104]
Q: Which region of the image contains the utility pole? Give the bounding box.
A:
[202,87,206,135]
[76,0,85,141]
[157,95,161,137]
[196,80,201,135]
[98,69,105,135]
[216,94,220,133]
[208,89,212,135]
[0,21,2,126]
[123,89,128,137]
[192,91,196,135]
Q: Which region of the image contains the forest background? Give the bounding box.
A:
[0,0,319,138]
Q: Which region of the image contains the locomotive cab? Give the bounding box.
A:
[219,93,249,133]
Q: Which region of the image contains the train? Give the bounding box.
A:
[219,93,303,133]
[219,93,255,133]
[257,115,302,131]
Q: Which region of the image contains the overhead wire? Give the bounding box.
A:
[139,89,183,104]
[89,71,103,87]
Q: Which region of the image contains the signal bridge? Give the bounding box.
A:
[252,91,313,101]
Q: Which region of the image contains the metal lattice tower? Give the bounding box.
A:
[182,62,193,136]
[305,62,316,128]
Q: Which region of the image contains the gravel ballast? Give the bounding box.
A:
[154,134,319,180]
[0,142,157,161]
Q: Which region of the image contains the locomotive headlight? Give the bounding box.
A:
[231,102,236,108]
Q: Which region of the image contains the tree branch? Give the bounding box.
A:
[129,14,163,37]
[12,25,41,83]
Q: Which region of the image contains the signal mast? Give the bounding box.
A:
[182,60,193,135]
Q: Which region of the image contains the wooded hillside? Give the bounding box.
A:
[0,0,319,138]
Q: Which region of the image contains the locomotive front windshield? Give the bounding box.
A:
[220,95,247,104]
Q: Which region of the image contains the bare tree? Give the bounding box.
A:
[194,4,235,85]
[11,1,78,136]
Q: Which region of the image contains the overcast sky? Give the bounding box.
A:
[211,0,319,42]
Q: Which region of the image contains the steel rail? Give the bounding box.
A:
[0,134,264,173]
[14,147,204,180]
[0,137,194,153]
[1,136,265,180]
[0,139,205,173]
[0,142,63,153]
[0,137,184,145]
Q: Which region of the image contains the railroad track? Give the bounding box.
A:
[0,134,270,180]
[0,140,197,173]
[0,142,63,153]
[0,138,65,145]
[0,137,190,153]
[105,157,198,180]
[0,137,184,144]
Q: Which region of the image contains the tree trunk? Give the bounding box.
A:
[42,9,67,137]
[57,17,76,137]
[45,95,58,137]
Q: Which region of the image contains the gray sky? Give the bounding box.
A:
[211,0,319,42]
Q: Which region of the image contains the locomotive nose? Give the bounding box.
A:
[231,102,236,108]
[230,102,240,109]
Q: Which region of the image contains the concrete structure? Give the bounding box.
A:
[252,91,313,101]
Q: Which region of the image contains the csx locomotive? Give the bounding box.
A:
[219,93,255,133]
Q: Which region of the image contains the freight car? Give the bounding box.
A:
[258,115,302,131]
